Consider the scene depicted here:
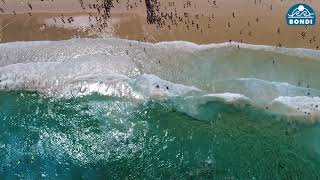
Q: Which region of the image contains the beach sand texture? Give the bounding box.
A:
[0,0,319,49]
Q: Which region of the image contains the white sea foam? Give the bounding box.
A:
[215,78,320,103]
[267,96,320,123]
[204,93,250,103]
[1,38,320,123]
[173,93,251,121]
[154,40,320,59]
[132,74,201,98]
[0,38,319,66]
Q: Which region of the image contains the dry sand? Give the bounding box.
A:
[0,0,319,49]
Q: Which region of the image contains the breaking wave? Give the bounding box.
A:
[1,38,320,123]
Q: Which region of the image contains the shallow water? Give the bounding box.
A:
[1,38,320,179]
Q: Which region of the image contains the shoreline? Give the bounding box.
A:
[2,37,319,60]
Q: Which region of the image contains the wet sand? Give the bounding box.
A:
[0,0,319,49]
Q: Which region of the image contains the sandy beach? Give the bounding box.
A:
[0,0,319,49]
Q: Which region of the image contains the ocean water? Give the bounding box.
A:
[1,38,320,179]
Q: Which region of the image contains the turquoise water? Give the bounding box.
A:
[1,91,320,179]
[1,38,320,179]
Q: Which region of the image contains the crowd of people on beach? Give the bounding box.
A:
[0,0,319,50]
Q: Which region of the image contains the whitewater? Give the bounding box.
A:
[1,38,320,122]
[1,38,320,179]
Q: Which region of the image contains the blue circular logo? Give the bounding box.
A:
[286,4,316,26]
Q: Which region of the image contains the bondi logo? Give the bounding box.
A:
[286,4,316,26]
